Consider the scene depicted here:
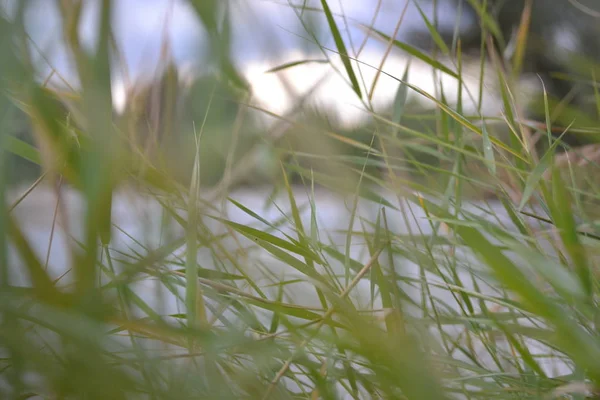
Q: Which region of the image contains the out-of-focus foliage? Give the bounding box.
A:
[3,0,600,399]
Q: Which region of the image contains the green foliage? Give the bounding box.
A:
[3,1,600,399]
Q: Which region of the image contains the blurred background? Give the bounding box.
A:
[4,2,600,399]
[4,0,506,189]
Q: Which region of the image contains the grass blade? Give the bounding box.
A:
[319,0,362,98]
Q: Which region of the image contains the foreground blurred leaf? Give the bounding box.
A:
[4,135,41,165]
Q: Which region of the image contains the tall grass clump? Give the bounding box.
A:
[2,0,600,399]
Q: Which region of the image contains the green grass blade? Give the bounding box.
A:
[320,0,362,98]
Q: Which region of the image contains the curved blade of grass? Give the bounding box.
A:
[466,0,504,47]
[266,59,329,73]
[242,297,345,329]
[367,27,458,78]
[4,135,41,165]
[510,0,533,78]
[411,0,450,55]
[213,217,322,263]
[254,239,329,287]
[518,132,564,211]
[227,197,303,244]
[391,62,411,134]
[186,110,209,338]
[481,122,496,175]
[319,0,362,98]
[325,131,383,155]
[546,166,592,299]
[7,214,62,303]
